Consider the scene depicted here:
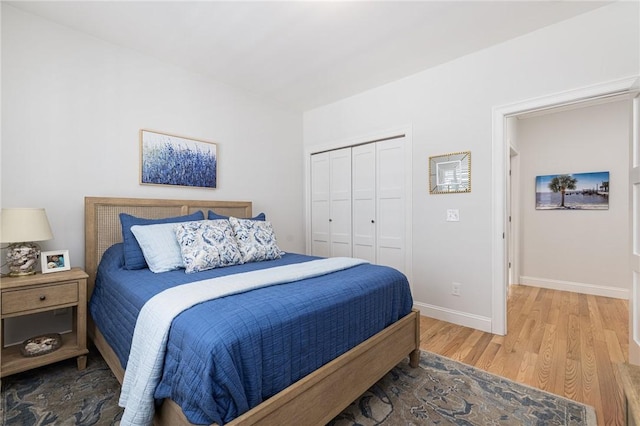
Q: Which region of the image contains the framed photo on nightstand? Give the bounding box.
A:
[41,250,71,273]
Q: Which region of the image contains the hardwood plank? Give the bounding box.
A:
[578,295,603,425]
[566,314,581,361]
[515,350,537,384]
[449,329,484,363]
[551,292,570,395]
[462,331,493,365]
[419,285,627,426]
[605,329,626,364]
[439,326,475,359]
[534,323,557,392]
[563,358,582,402]
[474,341,502,372]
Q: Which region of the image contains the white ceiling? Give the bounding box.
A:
[7,1,610,112]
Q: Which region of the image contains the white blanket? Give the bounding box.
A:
[118,257,367,426]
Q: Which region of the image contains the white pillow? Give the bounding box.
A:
[175,220,242,273]
[229,217,283,263]
[130,222,185,273]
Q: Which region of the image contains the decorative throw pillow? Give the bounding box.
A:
[208,210,266,221]
[229,217,283,263]
[119,211,204,270]
[175,220,242,273]
[130,222,186,273]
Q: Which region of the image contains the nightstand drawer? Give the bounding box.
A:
[2,282,78,315]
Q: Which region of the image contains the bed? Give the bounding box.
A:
[84,196,420,426]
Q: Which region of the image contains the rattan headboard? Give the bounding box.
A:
[84,196,252,297]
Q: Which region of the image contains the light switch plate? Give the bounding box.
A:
[446,209,460,222]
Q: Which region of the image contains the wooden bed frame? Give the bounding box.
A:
[84,196,421,426]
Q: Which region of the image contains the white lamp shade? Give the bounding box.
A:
[1,208,54,243]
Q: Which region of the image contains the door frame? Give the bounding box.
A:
[508,145,520,287]
[631,93,640,365]
[491,76,639,335]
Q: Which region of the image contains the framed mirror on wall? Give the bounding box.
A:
[429,151,471,194]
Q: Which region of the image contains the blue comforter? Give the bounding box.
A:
[89,244,413,425]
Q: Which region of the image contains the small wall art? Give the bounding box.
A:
[535,171,609,210]
[429,151,471,194]
[140,129,217,189]
[41,249,71,273]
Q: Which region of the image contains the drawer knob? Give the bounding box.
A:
[39,295,46,301]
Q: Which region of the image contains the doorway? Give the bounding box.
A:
[491,76,639,336]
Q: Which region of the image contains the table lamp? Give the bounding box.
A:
[1,208,54,276]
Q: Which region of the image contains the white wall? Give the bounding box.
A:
[303,2,639,331]
[517,99,630,298]
[1,5,304,264]
[1,6,304,343]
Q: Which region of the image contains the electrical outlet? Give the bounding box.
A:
[446,209,460,222]
[452,282,461,296]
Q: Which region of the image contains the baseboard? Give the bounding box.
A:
[519,276,629,300]
[413,302,492,333]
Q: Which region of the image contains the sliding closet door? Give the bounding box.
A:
[310,148,352,258]
[328,148,352,257]
[310,152,330,257]
[352,138,406,271]
[376,138,405,272]
[352,143,376,263]
[311,138,406,269]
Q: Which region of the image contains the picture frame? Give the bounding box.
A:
[429,151,471,194]
[535,171,609,210]
[41,250,71,273]
[140,129,217,189]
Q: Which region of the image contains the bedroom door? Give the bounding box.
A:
[310,148,352,258]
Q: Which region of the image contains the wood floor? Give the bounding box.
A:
[419,284,629,426]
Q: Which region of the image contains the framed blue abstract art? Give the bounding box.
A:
[140,129,217,189]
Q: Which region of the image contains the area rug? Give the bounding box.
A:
[1,349,596,426]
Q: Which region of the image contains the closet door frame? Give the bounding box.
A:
[304,125,413,285]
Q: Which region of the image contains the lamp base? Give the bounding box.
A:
[8,270,37,277]
[6,242,40,276]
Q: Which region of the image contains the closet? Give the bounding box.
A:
[310,137,407,273]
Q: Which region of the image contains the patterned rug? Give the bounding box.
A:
[1,348,596,426]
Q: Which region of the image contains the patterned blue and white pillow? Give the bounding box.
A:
[175,220,242,273]
[229,217,283,263]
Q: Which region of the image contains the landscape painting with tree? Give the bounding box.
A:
[535,171,609,210]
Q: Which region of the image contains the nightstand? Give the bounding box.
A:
[1,267,88,377]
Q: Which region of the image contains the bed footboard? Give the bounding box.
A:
[230,308,421,425]
[90,309,420,426]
